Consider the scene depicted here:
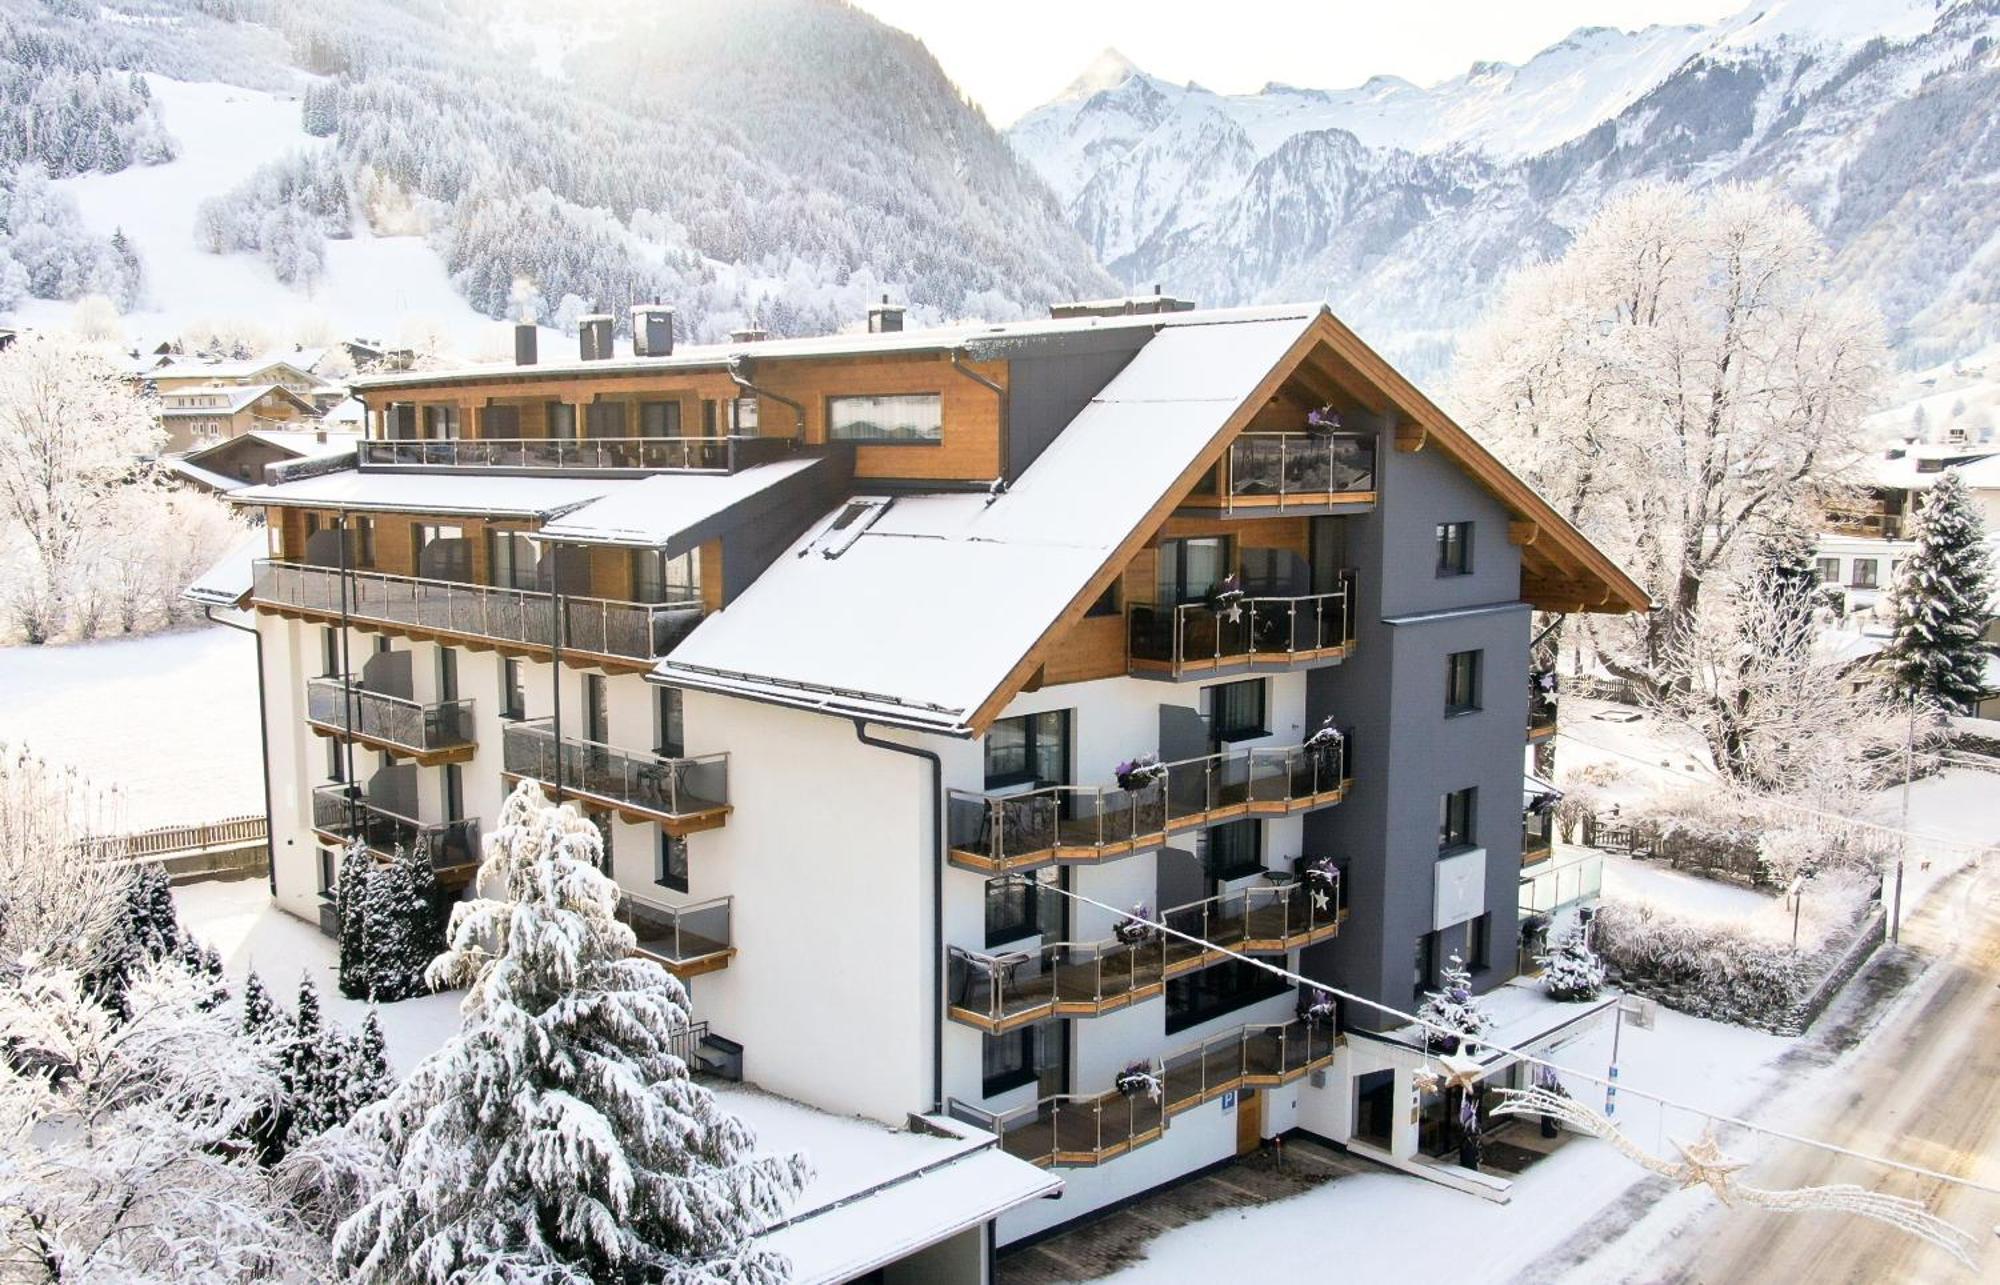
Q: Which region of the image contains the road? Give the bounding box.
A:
[1664,860,2000,1283]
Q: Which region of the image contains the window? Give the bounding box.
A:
[325,735,345,783]
[982,1027,1038,1097]
[484,404,521,437]
[348,516,375,569]
[1850,559,1879,589]
[657,687,685,758]
[443,765,464,822]
[730,396,758,433]
[318,847,337,898]
[827,393,942,443]
[983,710,1069,790]
[1203,819,1263,881]
[1209,679,1267,743]
[500,658,527,721]
[1440,787,1477,853]
[488,530,538,591]
[1436,522,1473,576]
[585,401,627,439]
[436,647,458,702]
[421,404,459,439]
[1446,650,1482,715]
[1166,958,1290,1034]
[1414,932,1436,1002]
[413,524,469,582]
[985,875,1047,947]
[631,549,698,604]
[1815,557,1840,583]
[1467,914,1491,972]
[320,626,340,678]
[638,400,681,437]
[584,674,609,744]
[1157,536,1231,605]
[657,833,689,893]
[546,402,577,440]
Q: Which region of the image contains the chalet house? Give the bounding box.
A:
[193,298,1645,1257]
[167,427,363,494]
[156,382,322,453]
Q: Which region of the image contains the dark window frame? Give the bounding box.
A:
[1440,786,1478,854]
[1203,818,1264,882]
[1157,535,1233,606]
[1445,649,1482,716]
[657,833,689,893]
[984,875,1046,948]
[657,686,684,758]
[983,710,1070,791]
[1165,957,1290,1035]
[1467,914,1491,973]
[982,1026,1038,1097]
[500,657,526,721]
[1435,521,1473,577]
[1208,678,1269,743]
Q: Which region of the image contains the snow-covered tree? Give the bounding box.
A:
[345,1009,394,1121]
[1453,182,1887,690]
[336,838,372,999]
[1886,470,1993,714]
[333,780,806,1283]
[84,860,199,1018]
[241,969,282,1043]
[360,840,441,1003]
[1416,952,1491,1050]
[0,957,327,1279]
[1537,922,1607,1002]
[0,742,129,971]
[284,975,354,1145]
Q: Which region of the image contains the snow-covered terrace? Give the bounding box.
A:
[1364,978,1618,1074]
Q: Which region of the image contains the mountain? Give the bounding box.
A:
[0,0,1113,350]
[1008,0,1999,377]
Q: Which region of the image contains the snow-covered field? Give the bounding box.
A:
[0,625,262,828]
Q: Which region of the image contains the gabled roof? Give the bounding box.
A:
[158,382,320,418]
[658,305,1647,737]
[152,353,330,386]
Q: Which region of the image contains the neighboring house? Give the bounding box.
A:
[195,297,1646,1256]
[167,427,361,494]
[1819,441,2000,617]
[156,382,323,453]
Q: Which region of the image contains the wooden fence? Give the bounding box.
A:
[80,813,269,883]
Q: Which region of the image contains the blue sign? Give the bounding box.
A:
[1222,1089,1237,1112]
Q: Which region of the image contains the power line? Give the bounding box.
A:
[1042,881,2000,1197]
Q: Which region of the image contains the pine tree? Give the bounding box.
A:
[337,838,373,999]
[345,1008,394,1121]
[1537,922,1607,1002]
[333,780,807,1282]
[1887,470,1994,714]
[241,969,282,1041]
[1416,953,1492,1052]
[286,974,348,1142]
[84,862,194,1018]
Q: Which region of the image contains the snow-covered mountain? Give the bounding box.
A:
[1009,0,1999,375]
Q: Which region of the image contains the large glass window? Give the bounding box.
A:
[1815,557,1840,583]
[1850,559,1879,589]
[631,549,698,604]
[585,673,609,744]
[546,402,577,441]
[1157,536,1231,605]
[413,523,470,582]
[638,400,681,437]
[657,834,689,893]
[483,404,521,437]
[983,710,1070,790]
[1446,650,1482,715]
[985,874,1049,947]
[982,1026,1038,1097]
[827,393,942,443]
[421,404,459,439]
[1440,787,1477,853]
[1208,678,1267,742]
[586,401,628,439]
[1435,522,1473,577]
[1203,819,1263,881]
[1165,958,1289,1034]
[500,657,526,721]
[657,686,684,758]
[488,530,538,591]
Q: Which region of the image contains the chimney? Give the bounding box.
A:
[729,326,769,344]
[514,323,538,366]
[631,304,675,357]
[578,315,614,361]
[868,294,904,334]
[314,427,327,444]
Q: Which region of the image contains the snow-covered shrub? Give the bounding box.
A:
[1555,764,1622,842]
[194,149,351,286]
[0,741,130,969]
[1757,826,1821,886]
[1592,901,1816,1031]
[334,836,447,1003]
[0,165,142,306]
[1416,953,1491,1052]
[1536,922,1606,1002]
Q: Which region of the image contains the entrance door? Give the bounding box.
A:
[1234,1087,1262,1156]
[1354,1070,1394,1149]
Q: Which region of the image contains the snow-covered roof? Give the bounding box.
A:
[655,311,1318,732]
[320,396,367,424]
[165,457,246,493]
[152,353,330,385]
[182,529,266,607]
[228,468,621,519]
[239,428,362,456]
[537,456,830,550]
[717,1087,1059,1284]
[157,382,318,417]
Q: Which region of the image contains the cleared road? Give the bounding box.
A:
[1666,861,2000,1283]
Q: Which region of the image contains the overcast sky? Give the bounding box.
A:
[848,0,1744,125]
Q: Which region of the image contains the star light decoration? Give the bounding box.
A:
[1412,1052,1482,1095]
[1492,1086,1978,1267]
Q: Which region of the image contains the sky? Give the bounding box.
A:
[847,0,1745,124]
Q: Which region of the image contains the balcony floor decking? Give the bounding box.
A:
[1000,1096,1167,1169]
[633,935,735,979]
[1160,1022,1337,1117]
[505,772,731,837]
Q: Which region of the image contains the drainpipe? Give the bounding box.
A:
[852,719,945,1114]
[949,349,1008,485]
[727,357,806,442]
[204,604,276,896]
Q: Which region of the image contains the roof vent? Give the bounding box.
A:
[514,323,538,366]
[1048,286,1197,320]
[730,326,769,344]
[632,305,675,357]
[802,496,892,559]
[868,294,904,334]
[578,315,614,361]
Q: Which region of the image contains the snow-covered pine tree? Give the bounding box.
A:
[333,780,807,1282]
[286,975,351,1143]
[83,861,199,1018]
[345,1008,395,1121]
[1416,953,1492,1051]
[1887,470,1994,714]
[336,838,373,999]
[241,968,283,1041]
[361,840,441,1002]
[1537,922,1607,1002]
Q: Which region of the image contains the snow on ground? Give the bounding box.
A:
[14,76,496,350]
[1553,696,1718,807]
[0,625,262,828]
[1860,765,2000,915]
[1598,851,1770,920]
[1104,1002,1794,1284]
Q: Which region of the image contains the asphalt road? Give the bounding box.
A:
[1665,860,2000,1284]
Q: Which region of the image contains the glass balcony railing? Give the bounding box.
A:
[948,1079,1167,1168]
[305,676,475,757]
[1196,431,1375,513]
[945,935,1170,1031]
[1160,1016,1338,1116]
[310,783,480,870]
[1529,670,1558,739]
[501,719,728,828]
[617,889,733,972]
[946,739,1350,872]
[1127,579,1355,677]
[1159,873,1344,966]
[253,560,702,663]
[357,434,792,474]
[1523,814,1555,866]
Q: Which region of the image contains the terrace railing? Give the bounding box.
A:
[618,889,733,970]
[253,560,702,663]
[357,434,791,474]
[947,1077,1167,1168]
[1160,1017,1337,1116]
[501,719,728,825]
[1218,432,1375,511]
[1159,873,1343,964]
[305,676,475,756]
[1127,579,1355,677]
[946,934,1169,1030]
[310,784,479,869]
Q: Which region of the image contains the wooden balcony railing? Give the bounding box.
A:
[310,784,480,874]
[618,889,733,978]
[501,719,729,834]
[948,1077,1167,1169]
[946,739,1350,873]
[305,676,475,763]
[358,434,792,474]
[1183,431,1376,514]
[253,560,702,665]
[1126,579,1355,678]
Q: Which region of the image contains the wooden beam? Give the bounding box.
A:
[1394,417,1427,453]
[1509,520,1540,547]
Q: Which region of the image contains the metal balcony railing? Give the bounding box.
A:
[1217,432,1375,511]
[1523,815,1555,866]
[946,739,1350,872]
[1159,873,1343,965]
[948,1077,1167,1168]
[946,934,1170,1031]
[310,784,480,869]
[1160,1017,1337,1116]
[253,560,702,663]
[357,434,792,474]
[618,889,733,971]
[1127,579,1355,677]
[1529,670,1558,739]
[501,719,728,825]
[305,676,475,756]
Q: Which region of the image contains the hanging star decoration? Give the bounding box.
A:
[1410,1053,1481,1094]
[1310,885,1331,913]
[1492,1087,1977,1267]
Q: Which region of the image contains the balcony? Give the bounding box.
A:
[949,1081,1166,1169]
[1159,874,1345,970]
[310,784,480,881]
[618,889,734,978]
[1523,814,1554,867]
[1160,1017,1337,1117]
[1182,432,1376,516]
[946,936,1169,1033]
[305,676,476,765]
[1127,581,1354,679]
[501,719,729,835]
[357,434,793,476]
[252,560,702,668]
[1528,671,1557,741]
[946,740,1350,873]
